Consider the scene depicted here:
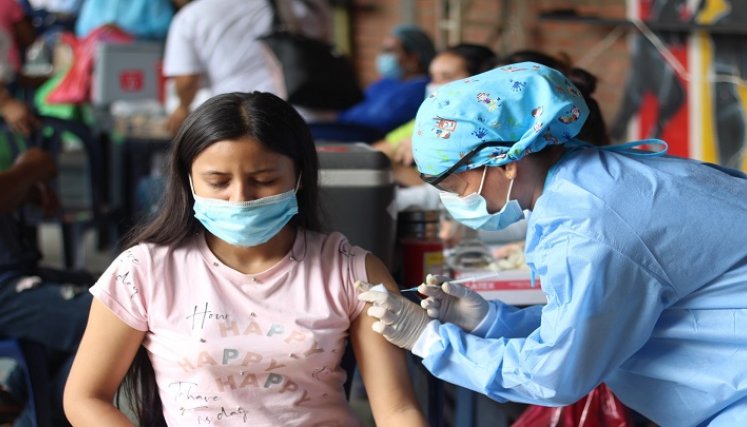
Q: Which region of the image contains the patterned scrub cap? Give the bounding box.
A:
[412,61,590,176]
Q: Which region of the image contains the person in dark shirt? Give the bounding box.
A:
[0,104,92,427]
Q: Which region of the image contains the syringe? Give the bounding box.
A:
[400,271,503,293]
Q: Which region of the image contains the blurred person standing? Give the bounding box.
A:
[163,0,330,135]
[324,24,435,141]
[0,143,92,426]
[374,43,497,188]
[1,0,34,86]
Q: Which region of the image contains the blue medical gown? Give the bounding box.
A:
[419,149,747,426]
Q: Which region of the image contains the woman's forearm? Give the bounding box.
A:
[64,398,135,427]
[374,404,428,427]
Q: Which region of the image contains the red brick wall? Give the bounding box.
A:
[348,0,631,128]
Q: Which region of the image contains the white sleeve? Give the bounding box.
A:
[163,10,203,77]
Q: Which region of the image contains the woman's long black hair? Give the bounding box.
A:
[118,92,321,426]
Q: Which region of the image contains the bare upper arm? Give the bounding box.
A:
[65,298,146,402]
[348,253,426,425]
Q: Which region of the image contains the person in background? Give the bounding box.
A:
[0,136,92,427]
[0,84,36,135]
[1,0,34,80]
[1,0,35,120]
[369,43,496,216]
[357,62,747,426]
[19,0,82,36]
[374,43,497,188]
[63,92,427,427]
[314,24,435,143]
[74,0,175,40]
[163,0,330,136]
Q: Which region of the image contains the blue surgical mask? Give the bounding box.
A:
[190,176,300,247]
[439,166,524,231]
[376,53,403,79]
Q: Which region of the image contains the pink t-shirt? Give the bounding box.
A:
[91,229,369,426]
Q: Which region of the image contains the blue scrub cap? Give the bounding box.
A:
[412,61,590,176]
[392,25,436,71]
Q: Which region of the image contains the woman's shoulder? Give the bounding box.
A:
[119,235,203,265]
[304,229,349,247]
[302,229,369,258]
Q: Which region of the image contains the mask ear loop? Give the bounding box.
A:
[290,173,306,263]
[504,178,515,205]
[188,175,195,194]
[477,165,488,195]
[294,172,303,193]
[477,165,515,210]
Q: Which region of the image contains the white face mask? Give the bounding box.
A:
[439,166,524,231]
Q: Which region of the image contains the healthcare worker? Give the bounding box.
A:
[357,62,747,426]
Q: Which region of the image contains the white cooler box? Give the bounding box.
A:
[317,143,396,269]
[92,41,163,105]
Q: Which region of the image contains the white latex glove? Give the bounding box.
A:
[356,281,432,350]
[419,274,489,331]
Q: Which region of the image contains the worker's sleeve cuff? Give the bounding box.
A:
[412,319,442,357]
[471,302,497,337]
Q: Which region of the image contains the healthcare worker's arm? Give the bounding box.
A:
[412,301,542,357]
[419,274,543,338]
[473,301,543,338]
[415,229,674,406]
[349,254,427,426]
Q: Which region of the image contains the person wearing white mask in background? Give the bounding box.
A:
[373,43,497,187]
[321,24,435,143]
[372,43,497,214]
[356,62,747,426]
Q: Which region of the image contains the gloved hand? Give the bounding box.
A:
[419,274,489,331]
[356,281,432,350]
